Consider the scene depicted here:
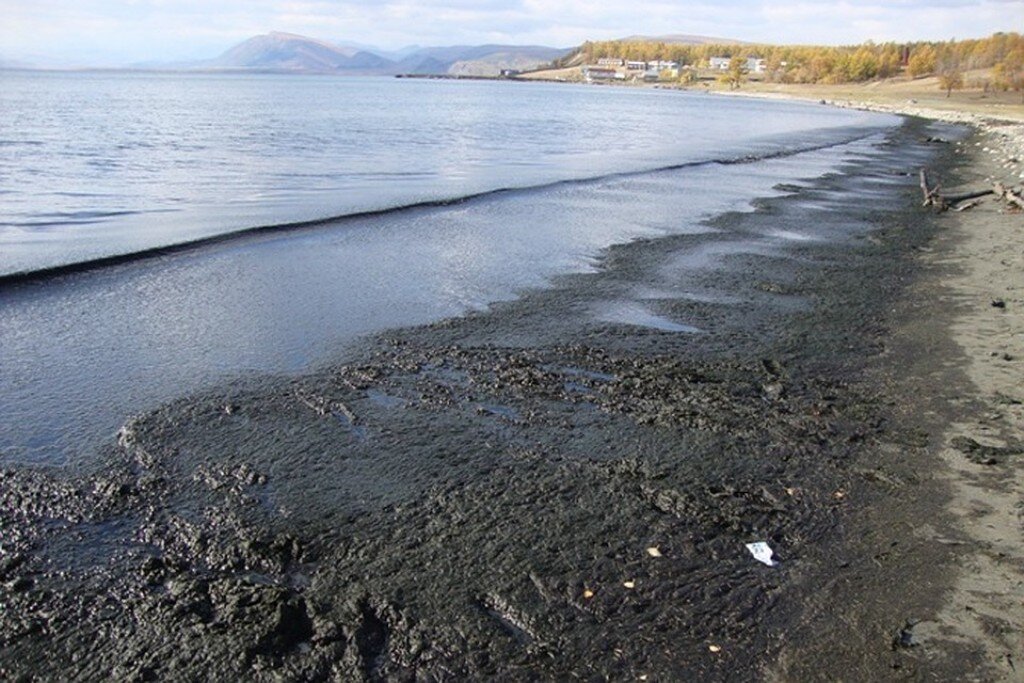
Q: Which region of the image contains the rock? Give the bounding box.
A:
[950,436,1024,465]
[892,619,921,649]
[6,576,33,593]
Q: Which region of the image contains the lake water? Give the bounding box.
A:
[0,72,901,466]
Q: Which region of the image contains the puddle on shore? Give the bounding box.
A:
[595,301,702,333]
[769,229,818,242]
[365,389,406,409]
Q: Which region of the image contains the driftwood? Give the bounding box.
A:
[995,182,1024,211]
[944,188,995,204]
[920,167,1022,212]
[920,169,942,208]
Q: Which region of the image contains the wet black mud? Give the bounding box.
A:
[1,118,965,680]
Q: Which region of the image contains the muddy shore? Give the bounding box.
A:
[2,116,1012,680]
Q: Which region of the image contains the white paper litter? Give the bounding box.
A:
[745,541,777,566]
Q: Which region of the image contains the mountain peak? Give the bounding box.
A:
[209,32,388,71]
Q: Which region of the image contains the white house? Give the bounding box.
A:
[746,58,767,73]
[583,66,619,82]
[709,57,732,70]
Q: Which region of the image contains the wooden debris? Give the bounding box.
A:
[920,169,943,208]
[919,167,1024,212]
[995,182,1024,210]
[945,188,994,203]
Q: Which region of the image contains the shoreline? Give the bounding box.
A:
[2,102,1022,678]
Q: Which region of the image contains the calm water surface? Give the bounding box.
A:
[2,72,891,275]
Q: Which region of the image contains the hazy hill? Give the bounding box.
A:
[205,32,391,72]
[0,57,32,69]
[395,44,569,74]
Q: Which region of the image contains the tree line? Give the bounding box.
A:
[564,32,1023,96]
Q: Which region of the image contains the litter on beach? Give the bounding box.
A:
[745,541,778,566]
[646,546,662,557]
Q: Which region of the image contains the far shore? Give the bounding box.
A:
[520,65,1024,121]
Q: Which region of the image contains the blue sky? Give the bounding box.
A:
[2,0,1022,65]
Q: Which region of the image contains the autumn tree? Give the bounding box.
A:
[936,48,964,97]
[722,56,746,89]
[876,46,902,78]
[573,32,1022,87]
[907,44,937,77]
[938,68,964,96]
[677,68,698,85]
[847,46,880,81]
[994,47,1024,102]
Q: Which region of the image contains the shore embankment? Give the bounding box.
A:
[1,102,1021,679]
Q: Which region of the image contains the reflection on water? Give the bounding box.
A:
[0,72,898,276]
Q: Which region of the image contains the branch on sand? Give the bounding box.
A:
[919,168,1023,212]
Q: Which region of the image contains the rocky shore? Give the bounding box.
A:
[3,113,1021,680]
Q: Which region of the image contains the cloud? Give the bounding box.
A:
[0,0,1020,64]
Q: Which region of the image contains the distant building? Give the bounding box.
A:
[648,60,679,71]
[626,60,647,71]
[644,67,678,81]
[499,69,521,78]
[583,66,619,82]
[597,57,625,67]
[709,56,765,73]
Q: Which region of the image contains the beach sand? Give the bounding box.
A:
[771,117,1024,680]
[2,109,1023,679]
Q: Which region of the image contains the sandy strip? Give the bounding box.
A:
[913,129,1024,677]
[779,98,1024,678]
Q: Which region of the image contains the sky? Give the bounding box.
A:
[2,0,1022,66]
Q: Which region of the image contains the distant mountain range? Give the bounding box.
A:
[190,32,571,76]
[1,32,745,75]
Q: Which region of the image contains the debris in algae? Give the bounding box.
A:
[746,542,778,567]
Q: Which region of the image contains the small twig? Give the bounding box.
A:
[920,168,946,210]
[994,182,1024,210]
[954,199,982,212]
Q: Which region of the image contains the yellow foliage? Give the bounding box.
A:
[575,32,1023,86]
